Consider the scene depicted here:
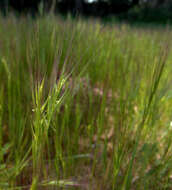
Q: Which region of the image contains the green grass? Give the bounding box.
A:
[0,14,172,189]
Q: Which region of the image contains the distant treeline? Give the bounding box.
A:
[0,0,172,22]
[0,0,139,15]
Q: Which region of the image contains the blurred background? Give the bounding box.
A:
[0,0,172,24]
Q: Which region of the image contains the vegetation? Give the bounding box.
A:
[2,1,172,25]
[2,0,172,24]
[0,0,140,16]
[0,14,172,189]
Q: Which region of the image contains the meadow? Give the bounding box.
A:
[0,15,172,190]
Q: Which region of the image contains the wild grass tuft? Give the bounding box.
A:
[0,15,172,189]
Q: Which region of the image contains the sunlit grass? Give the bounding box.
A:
[0,14,172,189]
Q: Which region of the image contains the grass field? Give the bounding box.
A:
[0,15,172,190]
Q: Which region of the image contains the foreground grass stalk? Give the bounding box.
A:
[31,76,67,187]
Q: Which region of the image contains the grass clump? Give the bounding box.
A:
[0,15,172,189]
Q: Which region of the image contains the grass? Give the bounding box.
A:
[0,14,172,189]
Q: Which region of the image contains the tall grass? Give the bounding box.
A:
[0,15,172,189]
